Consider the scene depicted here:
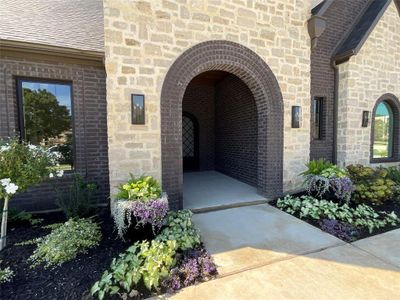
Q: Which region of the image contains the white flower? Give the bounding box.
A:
[5,183,18,195]
[28,144,37,151]
[56,170,64,177]
[49,173,54,178]
[0,178,11,186]
[0,145,10,152]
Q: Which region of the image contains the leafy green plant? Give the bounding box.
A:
[0,261,14,284]
[277,195,400,233]
[0,138,61,250]
[55,173,97,218]
[0,207,43,226]
[115,175,162,201]
[347,164,395,205]
[155,210,201,251]
[385,166,400,202]
[301,159,334,177]
[91,240,177,300]
[18,218,101,268]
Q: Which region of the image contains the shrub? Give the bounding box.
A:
[161,248,217,293]
[0,261,14,284]
[386,166,400,202]
[115,175,161,201]
[91,240,177,300]
[277,195,400,233]
[347,164,395,205]
[1,208,43,226]
[155,210,201,251]
[301,158,334,177]
[55,173,98,218]
[18,218,101,268]
[0,138,61,250]
[318,219,359,242]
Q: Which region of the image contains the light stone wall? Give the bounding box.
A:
[103,0,313,195]
[337,2,400,167]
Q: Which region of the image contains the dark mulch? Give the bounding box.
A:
[0,209,152,300]
[270,195,400,242]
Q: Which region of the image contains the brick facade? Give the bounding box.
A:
[336,1,400,167]
[215,74,257,187]
[0,54,109,211]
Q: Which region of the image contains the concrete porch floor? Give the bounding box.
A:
[183,171,267,211]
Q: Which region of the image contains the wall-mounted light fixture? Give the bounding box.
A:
[131,94,145,124]
[362,111,370,127]
[291,106,302,128]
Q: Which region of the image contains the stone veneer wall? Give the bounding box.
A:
[215,74,257,186]
[104,0,312,195]
[0,55,109,211]
[182,82,215,171]
[337,1,400,167]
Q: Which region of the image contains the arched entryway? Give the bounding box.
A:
[161,40,284,210]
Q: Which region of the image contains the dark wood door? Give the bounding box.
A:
[182,112,199,171]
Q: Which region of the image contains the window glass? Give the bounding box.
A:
[20,80,73,170]
[373,101,393,158]
[312,97,323,140]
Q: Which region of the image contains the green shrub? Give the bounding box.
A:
[301,159,334,177]
[0,207,43,226]
[155,210,201,251]
[277,195,400,233]
[115,175,162,201]
[0,261,14,284]
[347,164,395,205]
[91,240,176,300]
[55,173,97,218]
[18,218,101,268]
[386,166,400,202]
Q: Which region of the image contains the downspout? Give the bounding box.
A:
[331,60,339,165]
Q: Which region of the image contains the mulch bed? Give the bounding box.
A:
[270,194,400,242]
[0,209,152,300]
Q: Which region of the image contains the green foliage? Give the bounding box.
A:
[155,210,201,251]
[277,195,400,233]
[91,240,176,300]
[19,218,101,268]
[386,166,400,184]
[0,261,14,284]
[55,173,98,218]
[347,164,395,205]
[0,138,59,194]
[23,88,71,144]
[6,208,43,226]
[115,175,162,201]
[301,159,334,177]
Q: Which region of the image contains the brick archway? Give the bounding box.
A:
[161,40,283,209]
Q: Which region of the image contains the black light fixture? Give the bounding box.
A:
[362,111,370,127]
[131,94,145,124]
[291,106,302,128]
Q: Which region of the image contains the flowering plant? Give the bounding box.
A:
[0,138,62,250]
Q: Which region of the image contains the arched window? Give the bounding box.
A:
[371,94,400,162]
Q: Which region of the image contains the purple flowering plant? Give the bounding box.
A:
[161,248,218,293]
[319,219,359,242]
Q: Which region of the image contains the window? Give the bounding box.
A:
[17,79,74,170]
[311,97,323,140]
[372,101,393,159]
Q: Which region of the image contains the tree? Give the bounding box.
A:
[23,88,71,144]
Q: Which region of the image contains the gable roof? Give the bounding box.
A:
[311,0,333,16]
[0,0,104,53]
[334,0,399,63]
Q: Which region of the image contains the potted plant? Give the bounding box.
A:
[111,175,169,241]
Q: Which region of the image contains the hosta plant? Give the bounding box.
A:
[17,218,101,268]
[277,195,400,233]
[0,138,62,251]
[91,240,177,300]
[155,210,201,251]
[111,175,168,239]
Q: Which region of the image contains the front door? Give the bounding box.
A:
[182,112,199,171]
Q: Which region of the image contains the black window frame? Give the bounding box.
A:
[131,94,145,125]
[16,77,76,171]
[370,94,400,163]
[311,96,324,140]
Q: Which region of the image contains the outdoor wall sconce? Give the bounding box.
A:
[291,106,302,128]
[131,94,145,124]
[362,111,370,127]
[307,15,327,49]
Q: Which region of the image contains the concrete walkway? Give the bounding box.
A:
[153,205,400,299]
